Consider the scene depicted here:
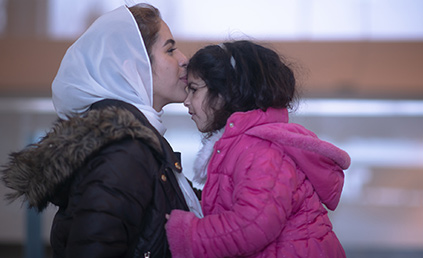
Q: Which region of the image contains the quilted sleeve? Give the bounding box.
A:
[166,145,297,258]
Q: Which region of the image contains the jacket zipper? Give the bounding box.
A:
[144,251,150,258]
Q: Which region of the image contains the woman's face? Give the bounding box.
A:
[151,21,188,111]
[184,74,212,132]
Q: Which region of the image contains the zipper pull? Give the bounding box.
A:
[144,251,150,258]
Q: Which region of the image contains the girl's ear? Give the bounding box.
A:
[203,93,224,114]
[216,94,225,108]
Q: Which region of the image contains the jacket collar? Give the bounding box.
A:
[91,100,189,212]
[2,99,183,211]
[91,99,183,173]
[222,108,289,138]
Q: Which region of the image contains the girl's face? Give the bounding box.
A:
[151,21,188,111]
[184,74,212,132]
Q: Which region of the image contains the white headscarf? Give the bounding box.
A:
[52,5,203,217]
[52,5,166,135]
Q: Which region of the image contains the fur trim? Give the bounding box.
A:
[192,129,224,185]
[1,107,162,211]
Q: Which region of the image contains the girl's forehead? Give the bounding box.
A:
[188,74,204,83]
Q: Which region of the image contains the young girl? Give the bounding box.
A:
[166,40,351,257]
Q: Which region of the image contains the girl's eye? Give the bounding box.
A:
[167,48,176,54]
[185,86,197,94]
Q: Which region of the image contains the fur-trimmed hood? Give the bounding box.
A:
[1,106,162,211]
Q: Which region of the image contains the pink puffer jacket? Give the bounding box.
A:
[166,108,350,258]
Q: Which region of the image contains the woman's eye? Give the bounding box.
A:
[167,48,176,54]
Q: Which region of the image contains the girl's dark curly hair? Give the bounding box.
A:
[187,40,298,134]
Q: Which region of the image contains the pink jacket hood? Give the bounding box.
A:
[244,108,350,210]
[166,107,350,258]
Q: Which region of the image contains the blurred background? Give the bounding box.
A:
[0,0,422,257]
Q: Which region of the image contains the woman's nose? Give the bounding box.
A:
[178,50,188,67]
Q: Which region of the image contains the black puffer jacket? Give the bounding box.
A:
[1,99,189,258]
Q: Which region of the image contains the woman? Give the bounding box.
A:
[165,41,351,257]
[2,3,201,258]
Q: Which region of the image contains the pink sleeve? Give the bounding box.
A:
[167,146,296,258]
[166,209,197,258]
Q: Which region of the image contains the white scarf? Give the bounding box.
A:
[193,129,225,185]
[52,5,166,135]
[51,5,202,217]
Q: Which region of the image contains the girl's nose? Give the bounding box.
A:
[183,97,190,107]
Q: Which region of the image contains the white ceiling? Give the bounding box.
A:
[46,0,423,41]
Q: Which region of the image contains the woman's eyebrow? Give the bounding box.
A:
[163,39,175,47]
